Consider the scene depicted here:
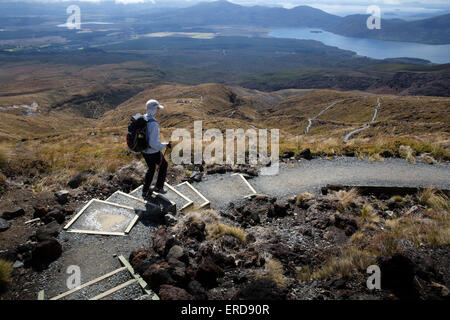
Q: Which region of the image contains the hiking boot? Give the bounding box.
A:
[142,189,153,200]
[153,187,167,194]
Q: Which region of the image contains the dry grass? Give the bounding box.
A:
[298,248,375,281]
[399,145,416,163]
[0,259,13,291]
[419,188,450,211]
[264,258,286,287]
[206,222,247,243]
[295,192,315,206]
[335,188,359,208]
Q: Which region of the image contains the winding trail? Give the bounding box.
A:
[304,101,340,134]
[192,157,450,209]
[344,97,380,142]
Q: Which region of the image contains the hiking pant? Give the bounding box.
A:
[142,151,168,193]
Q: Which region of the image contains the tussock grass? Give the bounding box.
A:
[298,248,374,281]
[399,145,416,163]
[0,259,13,291]
[206,222,247,243]
[264,258,286,287]
[296,192,315,206]
[335,188,359,208]
[0,148,6,169]
[361,204,373,220]
[419,188,450,211]
[370,210,450,256]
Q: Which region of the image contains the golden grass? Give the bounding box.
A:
[419,188,450,211]
[298,248,374,281]
[335,188,359,208]
[264,258,286,287]
[300,188,449,282]
[295,192,315,206]
[206,222,247,243]
[0,259,13,291]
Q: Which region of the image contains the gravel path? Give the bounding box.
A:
[32,218,157,300]
[344,97,380,142]
[252,157,450,200]
[28,156,449,299]
[193,157,449,209]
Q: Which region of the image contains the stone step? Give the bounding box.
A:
[190,173,257,210]
[174,182,210,209]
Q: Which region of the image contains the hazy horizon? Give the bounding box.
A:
[1,0,449,18]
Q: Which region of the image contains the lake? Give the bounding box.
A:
[268,28,450,64]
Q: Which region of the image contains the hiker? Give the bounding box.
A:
[142,99,171,199]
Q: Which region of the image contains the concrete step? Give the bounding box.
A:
[129,185,179,214]
[174,182,210,209]
[190,173,257,209]
[63,199,139,236]
[163,182,194,211]
[106,191,147,211]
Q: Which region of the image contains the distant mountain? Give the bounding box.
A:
[145,0,450,45]
[146,0,340,29]
[331,13,450,44]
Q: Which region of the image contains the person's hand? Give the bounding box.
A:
[167,141,172,149]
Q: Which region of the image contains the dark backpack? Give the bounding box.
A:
[126,113,154,152]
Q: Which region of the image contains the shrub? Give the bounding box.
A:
[206,222,246,243]
[265,258,285,287]
[295,192,315,206]
[419,188,450,211]
[0,259,13,292]
[0,149,6,168]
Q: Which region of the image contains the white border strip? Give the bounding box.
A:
[64,199,137,235]
[164,182,194,210]
[50,267,127,300]
[231,173,257,195]
[176,181,210,208]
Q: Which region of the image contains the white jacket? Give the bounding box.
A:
[143,114,167,154]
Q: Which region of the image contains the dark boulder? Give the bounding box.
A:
[158,285,194,300]
[35,221,60,242]
[68,171,91,189]
[281,151,295,159]
[0,218,10,232]
[234,278,287,300]
[167,245,188,264]
[143,263,175,291]
[381,150,394,158]
[297,148,313,160]
[378,254,419,300]
[54,190,70,205]
[333,214,358,236]
[33,205,48,218]
[152,227,176,257]
[184,219,206,242]
[31,238,62,270]
[196,257,224,288]
[187,280,208,300]
[269,200,289,218]
[2,207,25,220]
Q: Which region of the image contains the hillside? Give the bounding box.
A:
[143,0,450,45]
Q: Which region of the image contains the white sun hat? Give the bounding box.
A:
[146,99,165,114]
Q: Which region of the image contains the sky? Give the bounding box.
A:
[5,0,450,17]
